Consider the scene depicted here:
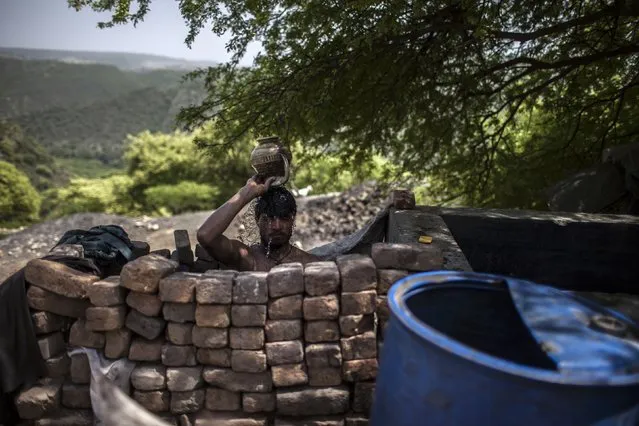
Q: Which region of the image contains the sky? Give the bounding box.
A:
[0,0,261,66]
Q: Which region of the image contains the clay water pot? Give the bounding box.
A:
[250,136,291,186]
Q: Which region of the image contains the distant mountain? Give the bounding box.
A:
[0,47,218,71]
[0,55,207,165]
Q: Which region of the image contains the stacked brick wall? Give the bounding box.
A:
[15,242,443,425]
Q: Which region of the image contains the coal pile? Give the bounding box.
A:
[294,182,389,249]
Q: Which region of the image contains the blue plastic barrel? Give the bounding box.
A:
[370,271,639,426]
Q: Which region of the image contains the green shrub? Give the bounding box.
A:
[144,181,219,215]
[0,160,41,226]
[290,142,399,195]
[42,174,139,218]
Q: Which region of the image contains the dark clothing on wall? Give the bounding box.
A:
[0,255,100,425]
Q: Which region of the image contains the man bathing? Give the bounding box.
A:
[197,175,319,271]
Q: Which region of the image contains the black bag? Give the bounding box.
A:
[52,225,136,277]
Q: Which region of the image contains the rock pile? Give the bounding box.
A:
[295,182,389,245]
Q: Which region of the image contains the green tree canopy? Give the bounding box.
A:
[0,160,41,226]
[67,0,639,208]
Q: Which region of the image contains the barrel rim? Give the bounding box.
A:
[388,270,639,386]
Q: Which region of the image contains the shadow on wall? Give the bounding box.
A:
[436,207,639,294]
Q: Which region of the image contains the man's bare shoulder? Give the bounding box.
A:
[289,246,321,265]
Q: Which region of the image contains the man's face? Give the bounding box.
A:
[257,214,294,248]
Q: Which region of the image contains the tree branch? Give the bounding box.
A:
[491,6,618,42]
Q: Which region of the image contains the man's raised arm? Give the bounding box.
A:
[197,176,274,271]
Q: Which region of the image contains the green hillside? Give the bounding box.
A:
[0,56,184,118]
[15,86,178,164]
[0,55,207,165]
[0,47,217,71]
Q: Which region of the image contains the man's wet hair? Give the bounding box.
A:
[254,186,297,220]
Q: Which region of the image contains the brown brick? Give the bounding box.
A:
[15,379,62,420]
[171,389,205,414]
[167,366,204,391]
[86,305,126,331]
[27,285,90,318]
[25,258,99,299]
[167,322,193,345]
[197,348,231,367]
[192,326,228,348]
[195,304,230,328]
[70,353,90,384]
[162,344,197,366]
[163,303,196,323]
[105,328,132,358]
[202,368,272,392]
[305,344,342,368]
[230,327,264,350]
[129,337,164,361]
[267,263,304,297]
[308,367,342,387]
[339,315,375,337]
[343,359,378,382]
[376,296,390,323]
[69,319,105,348]
[120,254,178,293]
[265,340,303,366]
[335,254,377,293]
[341,291,376,316]
[61,383,91,409]
[34,410,94,426]
[133,390,170,412]
[159,272,200,302]
[275,386,349,416]
[340,332,377,360]
[46,353,70,378]
[265,319,302,342]
[377,269,408,295]
[194,411,267,425]
[37,332,65,359]
[243,393,275,413]
[126,292,163,317]
[196,270,236,304]
[231,305,267,327]
[272,363,308,387]
[126,309,166,340]
[131,364,166,390]
[305,321,339,343]
[303,295,339,320]
[345,415,369,426]
[268,295,303,320]
[88,276,126,306]
[231,350,267,373]
[304,261,340,296]
[371,243,443,271]
[205,388,240,411]
[353,382,375,413]
[233,272,268,304]
[160,414,180,426]
[31,311,67,335]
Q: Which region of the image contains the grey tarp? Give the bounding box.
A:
[309,206,391,260]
